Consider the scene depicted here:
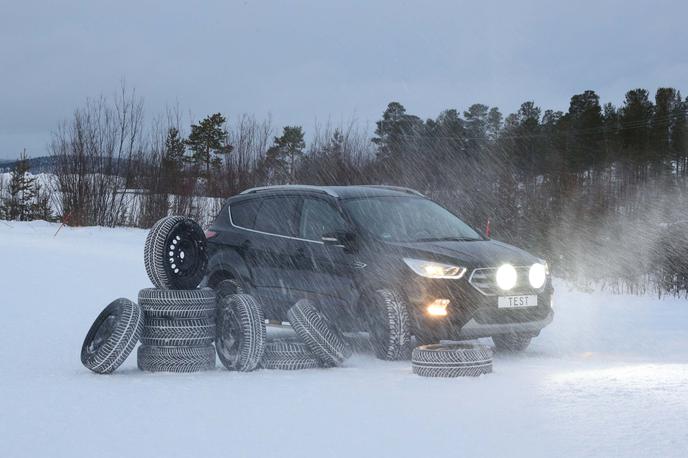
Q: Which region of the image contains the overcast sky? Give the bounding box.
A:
[1,0,686,159]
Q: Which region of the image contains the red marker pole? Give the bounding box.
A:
[53,211,73,238]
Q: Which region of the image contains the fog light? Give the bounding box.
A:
[426,299,450,317]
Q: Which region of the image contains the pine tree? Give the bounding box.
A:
[31,181,53,221]
[185,113,233,176]
[161,127,186,193]
[263,126,306,184]
[5,151,37,221]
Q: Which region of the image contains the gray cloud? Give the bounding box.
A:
[0,0,686,159]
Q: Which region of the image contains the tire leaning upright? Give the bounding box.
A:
[287,299,352,367]
[81,298,144,374]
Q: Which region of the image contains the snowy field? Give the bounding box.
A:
[1,221,687,458]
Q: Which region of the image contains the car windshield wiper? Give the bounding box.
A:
[414,236,482,242]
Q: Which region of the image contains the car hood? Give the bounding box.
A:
[387,239,539,268]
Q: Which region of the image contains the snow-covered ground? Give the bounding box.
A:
[1,221,687,457]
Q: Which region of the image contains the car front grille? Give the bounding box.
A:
[468,266,544,296]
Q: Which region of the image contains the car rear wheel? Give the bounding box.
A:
[492,333,533,352]
[216,293,266,372]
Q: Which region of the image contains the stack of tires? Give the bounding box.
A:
[138,216,216,372]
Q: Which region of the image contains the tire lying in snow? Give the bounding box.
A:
[216,293,266,372]
[138,288,216,320]
[81,298,143,374]
[144,216,208,290]
[412,343,493,378]
[137,345,216,373]
[287,299,352,367]
[492,333,532,352]
[261,340,321,370]
[367,289,412,361]
[141,318,216,346]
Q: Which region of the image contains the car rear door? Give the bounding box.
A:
[231,194,302,318]
[295,196,357,307]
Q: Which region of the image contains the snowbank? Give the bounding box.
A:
[1,221,686,457]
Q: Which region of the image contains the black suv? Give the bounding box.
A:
[204,185,554,359]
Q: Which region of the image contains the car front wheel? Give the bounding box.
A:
[492,333,533,352]
[367,289,413,360]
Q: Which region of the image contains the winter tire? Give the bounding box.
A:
[138,288,216,320]
[260,340,322,370]
[214,278,246,303]
[412,343,493,378]
[144,216,208,290]
[492,333,533,352]
[141,318,216,346]
[81,298,143,374]
[287,299,352,367]
[368,289,412,361]
[137,345,216,373]
[216,294,266,372]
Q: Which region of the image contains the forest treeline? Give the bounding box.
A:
[1,85,687,292]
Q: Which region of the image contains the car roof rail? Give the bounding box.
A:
[239,185,339,198]
[361,185,424,197]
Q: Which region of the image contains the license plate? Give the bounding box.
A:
[498,295,537,308]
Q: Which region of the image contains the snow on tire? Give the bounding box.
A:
[137,345,216,373]
[368,289,412,361]
[144,216,208,290]
[141,318,216,346]
[260,340,322,370]
[138,288,216,320]
[287,299,352,367]
[412,343,493,378]
[81,298,143,374]
[216,294,266,372]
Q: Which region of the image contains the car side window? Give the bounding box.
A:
[253,196,301,237]
[299,197,348,241]
[229,198,261,229]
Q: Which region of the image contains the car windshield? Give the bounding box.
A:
[343,196,482,243]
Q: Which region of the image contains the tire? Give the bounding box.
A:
[287,299,352,367]
[137,345,216,373]
[138,288,216,320]
[144,216,208,290]
[367,289,412,361]
[216,294,266,372]
[412,343,493,378]
[141,318,216,346]
[215,278,246,299]
[492,333,533,352]
[260,340,322,370]
[81,298,143,374]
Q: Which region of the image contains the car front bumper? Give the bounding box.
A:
[402,275,555,341]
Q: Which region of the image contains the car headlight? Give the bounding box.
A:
[403,258,467,279]
[495,264,517,290]
[529,262,547,289]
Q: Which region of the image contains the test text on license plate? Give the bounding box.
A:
[498,295,537,308]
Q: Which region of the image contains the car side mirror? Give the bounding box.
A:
[321,230,356,249]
